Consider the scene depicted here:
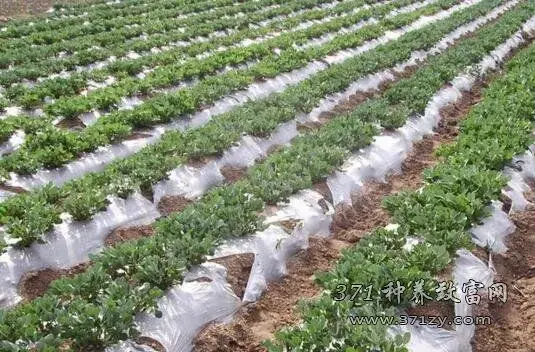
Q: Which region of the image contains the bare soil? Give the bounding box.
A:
[220,166,248,183]
[472,208,535,352]
[124,132,153,141]
[0,0,95,19]
[157,195,192,216]
[105,224,154,247]
[18,263,88,301]
[211,253,255,300]
[0,183,28,193]
[406,300,456,331]
[56,117,86,130]
[10,44,489,352]
[194,237,350,352]
[188,156,217,168]
[135,337,166,352]
[312,181,333,204]
[13,77,482,352]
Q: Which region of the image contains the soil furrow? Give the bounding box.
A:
[472,189,535,352]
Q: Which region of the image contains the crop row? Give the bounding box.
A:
[0,0,305,69]
[0,0,289,53]
[0,3,526,350]
[0,0,231,40]
[0,0,505,254]
[267,21,535,352]
[0,0,416,154]
[1,0,384,101]
[53,0,201,13]
[0,0,355,85]
[10,0,413,110]
[0,0,524,336]
[0,0,416,175]
[0,0,371,143]
[0,0,460,179]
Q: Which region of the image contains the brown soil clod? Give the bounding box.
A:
[18,263,88,301]
[296,121,322,132]
[105,224,155,247]
[19,269,63,301]
[135,336,166,352]
[332,190,391,243]
[124,132,153,141]
[406,300,456,331]
[188,156,217,169]
[211,253,255,300]
[278,219,299,233]
[157,195,192,216]
[0,183,28,194]
[317,198,331,214]
[332,89,380,115]
[500,191,513,214]
[331,203,360,232]
[140,185,154,203]
[55,117,86,130]
[313,181,333,205]
[220,166,248,183]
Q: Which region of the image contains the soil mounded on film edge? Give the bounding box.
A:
[15,65,483,352]
[157,195,193,216]
[55,117,86,130]
[105,224,155,246]
[210,253,255,300]
[18,263,89,301]
[220,166,248,183]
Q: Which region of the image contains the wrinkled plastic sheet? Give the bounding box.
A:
[0,117,301,309]
[131,263,241,352]
[502,145,535,211]
[327,13,535,207]
[327,75,472,205]
[387,0,440,18]
[469,201,515,253]
[0,130,25,156]
[105,190,333,352]
[216,189,334,302]
[323,0,482,65]
[153,120,298,202]
[390,244,495,352]
[140,1,504,322]
[103,4,535,350]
